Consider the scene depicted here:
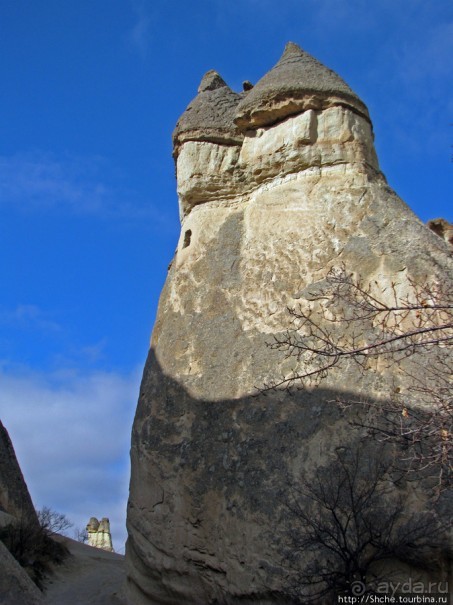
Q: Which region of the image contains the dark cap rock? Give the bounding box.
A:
[235,41,370,130]
[198,70,228,93]
[173,71,243,158]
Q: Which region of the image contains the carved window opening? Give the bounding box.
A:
[183,229,192,249]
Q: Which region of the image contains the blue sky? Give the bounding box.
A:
[0,0,451,550]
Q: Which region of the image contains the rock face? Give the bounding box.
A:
[0,421,44,604]
[0,541,45,605]
[427,217,453,247]
[126,43,452,604]
[0,420,39,527]
[86,517,114,552]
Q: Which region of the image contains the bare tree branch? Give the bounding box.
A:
[37,506,73,536]
[280,446,448,602]
[262,266,452,490]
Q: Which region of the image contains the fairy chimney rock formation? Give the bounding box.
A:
[173,43,378,222]
[86,517,114,552]
[126,43,452,604]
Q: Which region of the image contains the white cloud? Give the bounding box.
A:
[0,364,141,550]
[0,151,165,223]
[126,0,151,58]
[0,304,62,333]
[0,152,97,209]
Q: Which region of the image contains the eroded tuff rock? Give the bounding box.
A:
[172,70,243,163]
[234,42,370,129]
[0,541,45,605]
[0,422,43,604]
[126,43,452,604]
[87,517,114,552]
[0,420,39,527]
[428,217,453,247]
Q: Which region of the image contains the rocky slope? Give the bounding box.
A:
[44,537,125,605]
[126,43,452,604]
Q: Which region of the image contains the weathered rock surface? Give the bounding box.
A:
[0,540,45,605]
[428,217,453,247]
[0,420,39,526]
[87,517,114,552]
[234,42,370,129]
[0,421,47,602]
[126,43,453,604]
[172,71,243,164]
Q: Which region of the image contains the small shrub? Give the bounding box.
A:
[37,506,73,536]
[0,512,69,589]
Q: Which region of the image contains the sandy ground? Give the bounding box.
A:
[43,536,127,605]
